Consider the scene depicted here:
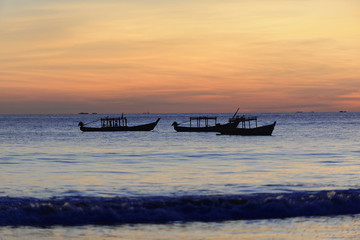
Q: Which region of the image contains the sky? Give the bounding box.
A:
[0,0,359,114]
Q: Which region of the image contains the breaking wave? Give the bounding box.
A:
[2,189,360,226]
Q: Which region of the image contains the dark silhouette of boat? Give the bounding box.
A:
[172,109,242,132]
[78,115,160,132]
[219,116,276,136]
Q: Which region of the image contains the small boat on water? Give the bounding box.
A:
[172,109,242,132]
[218,116,276,136]
[78,115,160,132]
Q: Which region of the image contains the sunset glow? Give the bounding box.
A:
[1,0,359,114]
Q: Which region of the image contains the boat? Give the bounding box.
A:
[172,109,242,132]
[78,115,160,132]
[218,116,276,136]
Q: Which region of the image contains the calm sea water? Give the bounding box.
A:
[1,112,360,239]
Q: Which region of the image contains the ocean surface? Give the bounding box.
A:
[1,112,360,239]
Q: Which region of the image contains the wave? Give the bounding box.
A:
[2,189,360,226]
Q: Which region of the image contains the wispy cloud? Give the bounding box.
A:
[0,0,359,113]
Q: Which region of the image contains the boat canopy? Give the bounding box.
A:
[237,116,258,128]
[189,117,217,128]
[101,117,127,128]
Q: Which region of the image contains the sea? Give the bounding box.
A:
[1,112,360,239]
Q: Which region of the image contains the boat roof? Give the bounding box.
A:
[101,116,126,121]
[188,116,257,122]
[190,116,217,120]
[239,116,257,121]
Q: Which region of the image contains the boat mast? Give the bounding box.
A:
[232,108,240,119]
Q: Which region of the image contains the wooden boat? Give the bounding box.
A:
[172,109,242,132]
[219,116,276,136]
[78,116,160,132]
[172,116,241,132]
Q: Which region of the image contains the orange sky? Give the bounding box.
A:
[1,0,359,114]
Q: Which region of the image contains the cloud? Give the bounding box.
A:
[0,0,359,113]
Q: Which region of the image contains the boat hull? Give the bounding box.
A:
[219,121,276,136]
[80,118,160,132]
